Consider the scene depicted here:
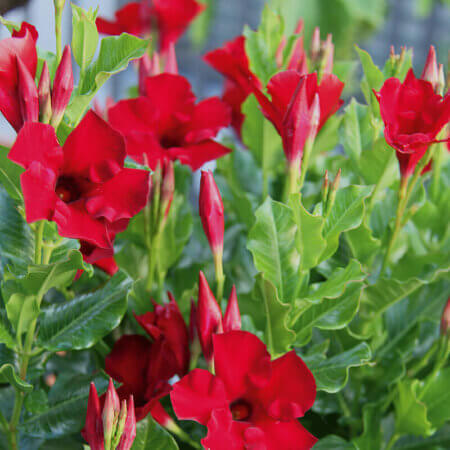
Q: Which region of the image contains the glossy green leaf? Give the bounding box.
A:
[132,415,179,450]
[19,372,109,438]
[316,435,356,449]
[24,389,49,414]
[0,363,33,393]
[289,193,327,271]
[353,403,383,450]
[251,274,295,357]
[394,379,434,437]
[38,270,130,351]
[306,342,372,392]
[293,282,363,346]
[345,220,380,266]
[341,99,369,163]
[247,198,300,302]
[0,146,23,202]
[421,368,450,429]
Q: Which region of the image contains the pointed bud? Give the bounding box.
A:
[116,396,136,450]
[294,18,304,35]
[276,35,287,68]
[223,285,241,332]
[441,298,450,336]
[164,43,178,74]
[112,400,127,449]
[38,61,52,123]
[437,64,445,96]
[51,45,74,128]
[307,93,321,142]
[287,34,307,74]
[103,379,120,450]
[199,171,224,258]
[321,34,334,75]
[322,170,329,205]
[139,53,152,96]
[161,160,174,221]
[81,383,104,450]
[421,45,439,92]
[326,169,341,216]
[197,271,223,365]
[17,56,39,124]
[310,27,321,62]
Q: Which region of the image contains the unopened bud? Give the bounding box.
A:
[437,64,445,96]
[276,36,287,68]
[51,45,74,128]
[321,34,334,75]
[441,298,450,336]
[322,170,329,205]
[310,27,321,62]
[112,400,127,449]
[223,285,241,332]
[116,396,136,450]
[422,45,439,92]
[102,379,120,450]
[17,56,39,124]
[38,61,52,124]
[307,93,321,142]
[326,169,341,216]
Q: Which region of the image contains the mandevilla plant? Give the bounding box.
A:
[0,1,448,449]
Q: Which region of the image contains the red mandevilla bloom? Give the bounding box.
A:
[105,293,190,422]
[82,379,136,450]
[108,73,231,171]
[8,110,149,270]
[96,0,204,52]
[171,331,317,450]
[199,170,224,257]
[375,69,450,178]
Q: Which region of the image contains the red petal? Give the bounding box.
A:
[93,256,118,276]
[256,351,316,421]
[267,70,302,116]
[8,122,63,171]
[96,17,124,35]
[222,79,247,137]
[81,383,103,448]
[213,331,272,400]
[12,22,38,42]
[86,168,150,222]
[168,139,231,171]
[170,369,228,425]
[317,73,344,129]
[21,162,57,223]
[121,132,165,170]
[62,110,126,183]
[96,3,145,36]
[183,97,231,144]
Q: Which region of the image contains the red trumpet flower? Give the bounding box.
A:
[171,331,317,450]
[108,73,231,171]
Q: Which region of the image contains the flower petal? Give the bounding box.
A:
[62,110,126,183]
[121,131,166,169]
[170,369,228,426]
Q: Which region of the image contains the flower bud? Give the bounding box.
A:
[325,169,341,216]
[421,45,439,92]
[82,383,104,450]
[223,285,241,332]
[51,45,74,128]
[441,298,450,336]
[38,61,52,124]
[116,396,136,450]
[321,34,334,75]
[16,56,39,124]
[103,379,120,450]
[321,170,329,205]
[437,64,445,96]
[310,27,321,62]
[199,171,224,259]
[197,271,223,365]
[307,93,321,143]
[276,36,287,68]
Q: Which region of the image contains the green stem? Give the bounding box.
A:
[166,421,201,449]
[337,392,351,418]
[298,138,315,192]
[34,221,45,265]
[405,148,434,204]
[283,163,299,203]
[381,176,408,273]
[214,252,225,302]
[53,0,65,63]
[419,337,449,399]
[430,143,444,202]
[386,433,399,450]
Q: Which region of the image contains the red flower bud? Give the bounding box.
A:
[103,379,120,449]
[441,298,450,336]
[322,34,334,75]
[197,271,223,364]
[38,61,52,123]
[199,171,224,257]
[116,396,137,450]
[81,383,104,450]
[51,45,74,128]
[310,27,321,62]
[421,45,439,92]
[16,56,38,124]
[223,285,241,332]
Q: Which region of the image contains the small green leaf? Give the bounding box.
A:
[38,270,131,351]
[341,99,369,163]
[0,146,24,202]
[353,403,383,450]
[0,363,33,393]
[247,198,300,302]
[132,415,179,450]
[421,368,450,429]
[394,379,434,437]
[345,221,380,266]
[305,342,372,393]
[315,435,356,449]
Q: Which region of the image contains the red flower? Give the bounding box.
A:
[96,0,204,52]
[82,379,136,450]
[105,293,190,421]
[204,36,261,137]
[0,22,38,131]
[375,69,450,177]
[8,110,150,267]
[171,331,317,450]
[108,73,231,171]
[252,70,343,166]
[197,272,241,365]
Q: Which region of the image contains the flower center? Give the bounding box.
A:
[160,135,180,149]
[55,176,82,203]
[230,399,252,422]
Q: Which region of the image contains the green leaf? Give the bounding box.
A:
[20,372,109,438]
[247,198,300,302]
[24,389,49,414]
[353,403,383,450]
[250,274,295,357]
[305,342,372,392]
[293,282,363,346]
[341,99,369,163]
[0,363,33,393]
[132,415,179,450]
[315,436,356,449]
[421,368,450,429]
[38,270,131,351]
[66,33,148,125]
[289,193,327,271]
[345,221,380,266]
[0,146,24,202]
[321,185,373,261]
[71,4,99,71]
[394,379,434,437]
[0,315,15,350]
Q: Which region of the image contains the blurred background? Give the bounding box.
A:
[0,0,449,142]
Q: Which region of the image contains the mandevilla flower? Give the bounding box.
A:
[8,110,150,269]
[105,293,190,422]
[82,379,136,450]
[197,271,241,365]
[96,0,204,52]
[108,73,231,171]
[171,330,317,450]
[375,69,450,178]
